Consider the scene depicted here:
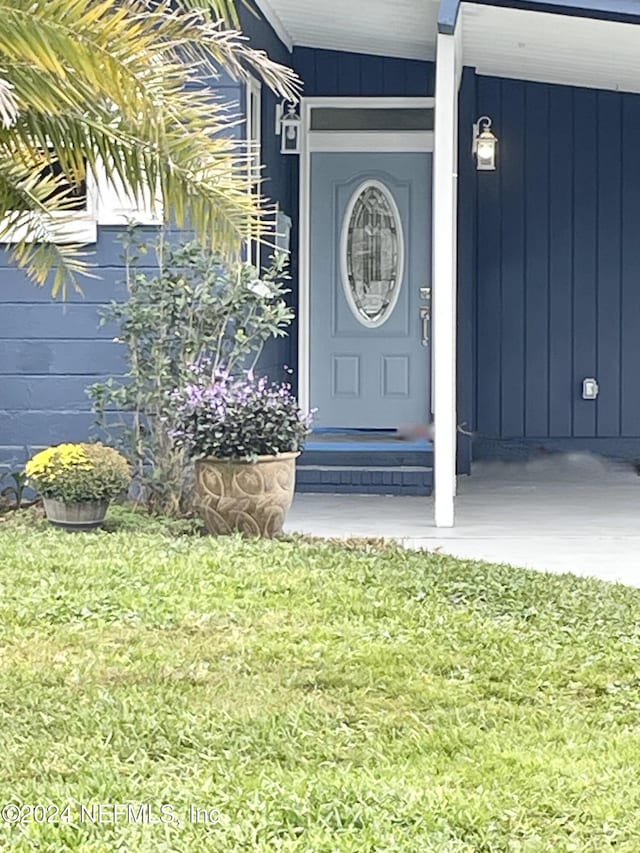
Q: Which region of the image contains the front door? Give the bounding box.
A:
[309,151,432,429]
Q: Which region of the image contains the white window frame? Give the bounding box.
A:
[96,161,163,228]
[0,156,162,245]
[0,165,100,245]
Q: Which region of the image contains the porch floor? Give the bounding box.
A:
[285,453,640,587]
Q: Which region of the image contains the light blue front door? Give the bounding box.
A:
[310,152,432,429]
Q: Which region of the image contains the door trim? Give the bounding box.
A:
[298,96,435,413]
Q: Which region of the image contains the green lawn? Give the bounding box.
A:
[1,507,640,851]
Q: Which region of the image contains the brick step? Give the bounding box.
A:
[295,464,433,496]
[300,432,433,470]
[299,448,433,468]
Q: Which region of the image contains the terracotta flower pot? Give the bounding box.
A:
[42,498,110,531]
[195,452,299,537]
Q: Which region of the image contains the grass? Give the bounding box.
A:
[1,506,640,851]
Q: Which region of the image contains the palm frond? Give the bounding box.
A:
[0,0,301,292]
[171,0,244,27]
[0,77,18,127]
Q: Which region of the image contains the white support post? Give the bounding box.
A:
[432,30,461,528]
[298,100,310,414]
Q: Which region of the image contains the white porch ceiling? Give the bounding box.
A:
[461,3,640,95]
[256,0,440,60]
[257,1,640,94]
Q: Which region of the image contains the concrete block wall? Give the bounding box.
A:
[0,227,159,472]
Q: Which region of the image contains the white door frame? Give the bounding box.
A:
[297,96,435,413]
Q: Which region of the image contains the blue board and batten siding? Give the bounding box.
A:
[448,2,640,459]
[464,72,640,458]
[288,28,640,461]
[292,48,434,98]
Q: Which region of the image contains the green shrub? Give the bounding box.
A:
[89,232,294,516]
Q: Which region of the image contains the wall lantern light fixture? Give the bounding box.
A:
[275,101,301,154]
[473,115,498,171]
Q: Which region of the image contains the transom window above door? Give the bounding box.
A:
[310,107,434,132]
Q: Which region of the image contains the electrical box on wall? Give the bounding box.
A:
[582,378,599,400]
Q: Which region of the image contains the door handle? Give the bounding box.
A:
[420,306,431,347]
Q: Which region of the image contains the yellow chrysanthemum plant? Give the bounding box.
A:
[25,443,130,505]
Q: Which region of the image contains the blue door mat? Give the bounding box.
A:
[306,429,432,453]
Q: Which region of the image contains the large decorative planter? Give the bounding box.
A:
[195,452,299,537]
[42,498,110,531]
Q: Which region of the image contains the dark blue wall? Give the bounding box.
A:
[237,6,297,380]
[293,48,434,97]
[465,72,640,458]
[239,6,293,216]
[457,69,478,469]
[236,41,436,389]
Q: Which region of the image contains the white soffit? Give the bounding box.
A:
[461,3,640,95]
[260,0,440,61]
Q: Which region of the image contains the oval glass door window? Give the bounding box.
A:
[341,180,404,328]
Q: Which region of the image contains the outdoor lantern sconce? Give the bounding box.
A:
[276,101,301,154]
[473,115,498,171]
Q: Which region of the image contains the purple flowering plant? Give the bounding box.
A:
[170,366,313,461]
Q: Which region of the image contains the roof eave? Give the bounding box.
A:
[445,0,640,29]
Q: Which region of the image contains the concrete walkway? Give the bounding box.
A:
[286,454,640,586]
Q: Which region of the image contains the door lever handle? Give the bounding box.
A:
[420,305,431,347]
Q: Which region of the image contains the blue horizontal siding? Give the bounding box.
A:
[85,226,158,266]
[0,412,98,446]
[0,270,132,303]
[0,32,437,469]
[0,340,126,375]
[0,305,118,339]
[0,376,118,410]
